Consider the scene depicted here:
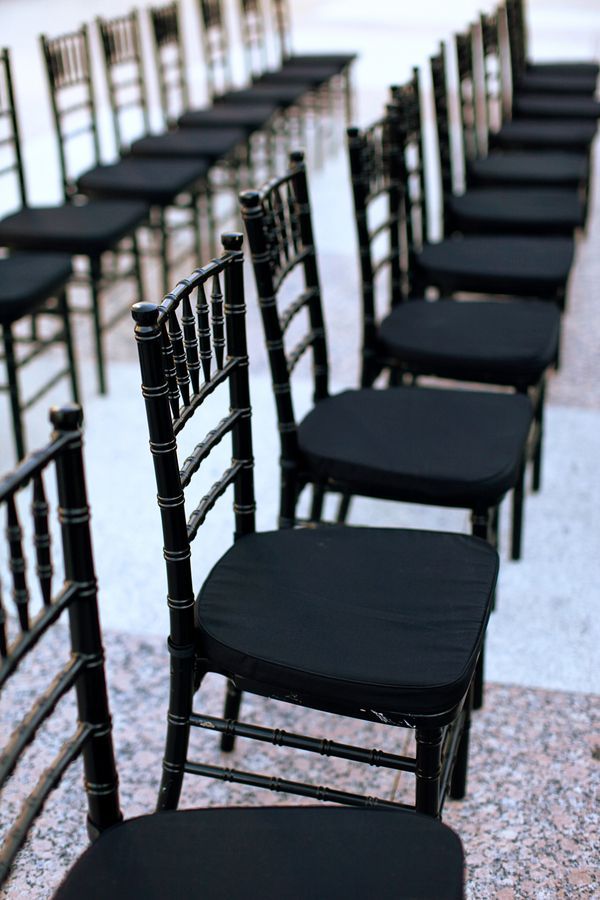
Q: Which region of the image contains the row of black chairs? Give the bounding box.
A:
[0,0,354,462]
[1,0,598,895]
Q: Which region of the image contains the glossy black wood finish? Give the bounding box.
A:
[0,406,121,885]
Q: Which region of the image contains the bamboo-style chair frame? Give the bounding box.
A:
[133,231,477,818]
[0,405,121,884]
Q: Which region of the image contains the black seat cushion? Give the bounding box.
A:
[446,187,584,234]
[297,386,532,508]
[78,157,209,204]
[416,236,574,296]
[516,72,598,95]
[467,151,588,187]
[491,119,596,150]
[258,63,340,87]
[197,526,497,716]
[513,94,600,119]
[378,299,560,383]
[0,253,72,324]
[527,61,599,78]
[0,201,149,255]
[178,102,278,133]
[54,807,464,900]
[130,127,245,163]
[283,52,357,69]
[217,82,309,107]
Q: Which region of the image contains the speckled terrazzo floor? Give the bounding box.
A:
[1,0,600,897]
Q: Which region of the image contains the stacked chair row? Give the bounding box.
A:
[1,0,597,896]
[0,0,355,462]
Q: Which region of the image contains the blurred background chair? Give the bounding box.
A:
[0,46,148,395]
[0,253,77,460]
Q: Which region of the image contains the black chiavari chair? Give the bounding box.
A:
[1,253,78,461]
[240,151,536,709]
[94,12,250,265]
[0,46,148,395]
[347,108,559,562]
[455,26,590,205]
[269,0,355,119]
[133,232,498,818]
[430,43,585,236]
[0,405,466,899]
[506,0,599,96]
[479,10,597,153]
[196,0,310,114]
[502,1,600,121]
[40,24,216,295]
[149,1,278,176]
[392,72,574,313]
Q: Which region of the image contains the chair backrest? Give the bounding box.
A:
[390,71,428,249]
[197,0,235,101]
[429,44,454,202]
[0,47,28,213]
[270,0,293,64]
[346,113,403,386]
[479,9,508,129]
[0,405,121,886]
[239,151,329,527]
[237,0,271,81]
[149,0,190,127]
[455,29,479,161]
[506,0,528,76]
[131,233,255,650]
[40,28,103,199]
[96,11,152,153]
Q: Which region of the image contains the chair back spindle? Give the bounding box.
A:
[0,406,121,885]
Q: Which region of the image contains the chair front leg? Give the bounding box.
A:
[220,679,243,752]
[415,726,443,817]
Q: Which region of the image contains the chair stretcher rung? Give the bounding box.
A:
[190,713,416,771]
[184,760,413,810]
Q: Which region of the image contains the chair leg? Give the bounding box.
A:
[156,646,198,811]
[89,257,106,395]
[511,460,526,561]
[337,492,352,523]
[449,688,473,800]
[310,483,325,522]
[472,642,484,711]
[532,380,546,493]
[220,679,243,753]
[415,726,443,817]
[3,325,25,460]
[131,231,145,305]
[470,507,491,710]
[58,289,80,405]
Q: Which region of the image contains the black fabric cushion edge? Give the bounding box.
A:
[54,807,464,900]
